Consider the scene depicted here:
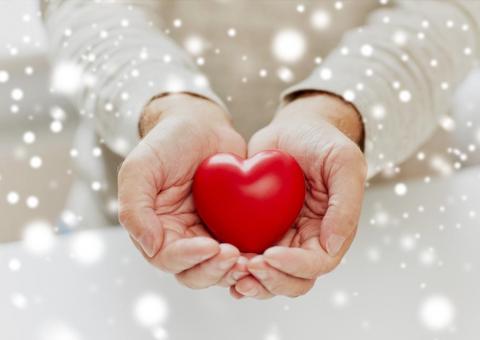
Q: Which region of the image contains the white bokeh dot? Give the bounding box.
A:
[343,89,355,102]
[419,295,455,331]
[319,67,332,80]
[310,9,331,30]
[331,290,349,307]
[51,62,83,95]
[92,147,102,157]
[11,88,24,101]
[91,181,101,191]
[0,70,9,83]
[392,30,408,46]
[173,19,182,28]
[394,183,408,196]
[360,44,374,57]
[184,35,205,56]
[30,156,42,169]
[419,247,436,266]
[11,292,28,309]
[133,293,168,327]
[8,258,22,271]
[152,327,168,340]
[7,191,20,205]
[69,231,105,265]
[23,131,36,144]
[26,195,39,209]
[296,4,305,13]
[271,29,306,63]
[399,90,412,102]
[50,106,66,120]
[371,104,386,120]
[50,120,63,133]
[22,220,55,255]
[277,67,294,83]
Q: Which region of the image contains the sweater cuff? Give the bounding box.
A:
[281,59,436,179]
[96,63,225,157]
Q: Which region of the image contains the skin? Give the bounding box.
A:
[232,92,367,299]
[118,93,250,290]
[118,91,367,299]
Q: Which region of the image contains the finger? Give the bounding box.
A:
[247,256,315,298]
[175,244,239,289]
[118,144,164,257]
[151,236,220,273]
[234,276,273,300]
[263,243,328,279]
[218,256,249,287]
[320,146,366,257]
[229,286,245,300]
[247,127,278,157]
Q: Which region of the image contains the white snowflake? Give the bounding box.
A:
[69,231,105,265]
[271,29,306,63]
[419,295,455,331]
[11,88,24,101]
[0,70,9,82]
[6,191,20,205]
[23,131,36,144]
[8,258,22,271]
[133,293,168,327]
[394,183,408,196]
[310,9,331,30]
[22,220,55,255]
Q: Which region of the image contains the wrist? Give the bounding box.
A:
[139,92,231,137]
[278,91,365,149]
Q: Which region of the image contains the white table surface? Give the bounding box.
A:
[1,166,479,340]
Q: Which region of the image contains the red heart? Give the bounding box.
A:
[193,150,305,253]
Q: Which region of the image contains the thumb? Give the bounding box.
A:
[118,142,165,257]
[247,127,278,157]
[319,147,367,257]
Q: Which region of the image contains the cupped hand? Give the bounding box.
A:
[118,93,249,289]
[232,92,368,299]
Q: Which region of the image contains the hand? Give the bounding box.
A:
[232,92,367,299]
[118,93,249,290]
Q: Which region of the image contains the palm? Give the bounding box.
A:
[143,119,246,252]
[250,119,343,250]
[289,174,329,248]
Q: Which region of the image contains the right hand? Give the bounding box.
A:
[118,93,249,289]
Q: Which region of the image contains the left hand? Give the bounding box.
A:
[231,92,368,299]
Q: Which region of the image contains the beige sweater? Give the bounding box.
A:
[41,0,480,227]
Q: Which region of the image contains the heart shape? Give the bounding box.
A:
[193,149,305,253]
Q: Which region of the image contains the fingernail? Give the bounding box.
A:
[237,256,248,265]
[139,233,156,257]
[242,287,258,297]
[326,234,346,257]
[232,271,247,280]
[251,270,268,280]
[218,257,237,270]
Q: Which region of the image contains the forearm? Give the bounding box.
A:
[42,0,223,156]
[284,0,480,178]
